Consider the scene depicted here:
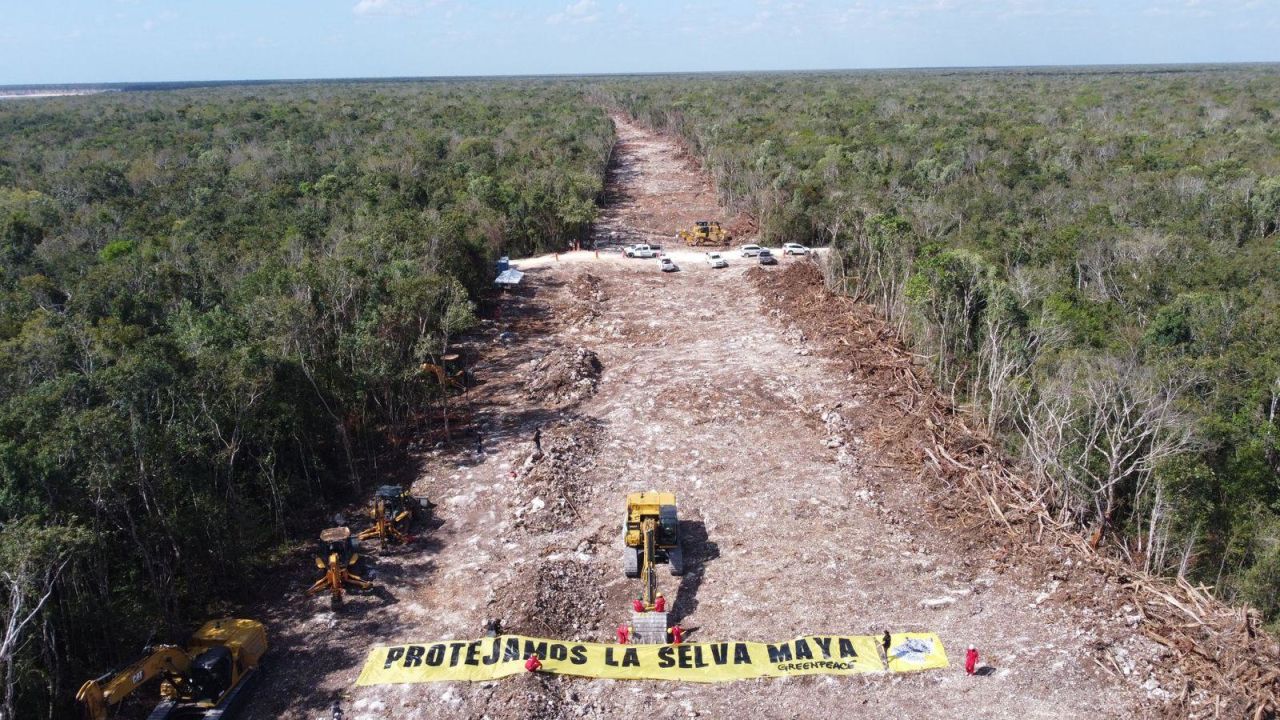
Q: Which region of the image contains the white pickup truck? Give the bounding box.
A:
[624,244,661,258]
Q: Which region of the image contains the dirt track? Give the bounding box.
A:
[243,117,1161,720]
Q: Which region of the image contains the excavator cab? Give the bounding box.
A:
[421,352,473,394]
[373,485,434,522]
[309,528,372,605]
[622,492,684,578]
[318,526,359,567]
[358,486,432,547]
[188,645,233,702]
[375,485,404,519]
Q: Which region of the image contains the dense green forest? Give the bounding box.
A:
[0,81,610,718]
[601,65,1280,624]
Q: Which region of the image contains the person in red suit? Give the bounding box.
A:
[964,645,979,675]
[525,653,542,673]
[668,625,684,645]
[654,593,666,612]
[616,624,630,644]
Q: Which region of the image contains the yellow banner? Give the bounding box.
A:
[356,634,947,685]
[886,632,950,672]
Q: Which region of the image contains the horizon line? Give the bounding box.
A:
[4,59,1280,91]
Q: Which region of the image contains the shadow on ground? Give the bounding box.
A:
[671,520,719,624]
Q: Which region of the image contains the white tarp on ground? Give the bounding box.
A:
[495,268,525,286]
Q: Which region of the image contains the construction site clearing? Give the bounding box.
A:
[91,114,1279,720]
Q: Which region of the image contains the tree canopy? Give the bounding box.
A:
[0,79,611,718]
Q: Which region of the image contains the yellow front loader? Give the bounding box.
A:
[76,618,267,720]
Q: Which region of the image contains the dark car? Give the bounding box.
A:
[757,249,778,265]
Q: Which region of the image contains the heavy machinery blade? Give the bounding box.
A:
[631,611,669,644]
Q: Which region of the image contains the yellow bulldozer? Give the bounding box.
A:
[76,618,267,720]
[308,526,373,606]
[678,220,731,247]
[622,491,684,643]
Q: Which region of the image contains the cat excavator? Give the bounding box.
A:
[76,618,266,720]
[622,492,684,643]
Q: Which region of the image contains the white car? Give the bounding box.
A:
[740,244,763,257]
[706,252,728,268]
[625,244,659,258]
[659,258,679,272]
[783,243,810,255]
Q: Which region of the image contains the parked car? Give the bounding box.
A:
[757,249,778,265]
[660,258,679,272]
[625,244,659,258]
[740,244,763,257]
[706,252,728,268]
[783,243,810,255]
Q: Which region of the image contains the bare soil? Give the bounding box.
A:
[240,116,1175,720]
[592,115,725,248]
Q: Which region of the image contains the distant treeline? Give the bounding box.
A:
[598,67,1280,626]
[0,80,610,718]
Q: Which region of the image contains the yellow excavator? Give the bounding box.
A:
[76,618,267,720]
[357,485,433,547]
[420,353,471,393]
[622,492,684,643]
[308,527,373,606]
[678,220,731,247]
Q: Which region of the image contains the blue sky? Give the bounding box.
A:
[1,0,1277,84]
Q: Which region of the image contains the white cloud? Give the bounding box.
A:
[548,0,600,25]
[140,11,176,32]
[353,0,426,17]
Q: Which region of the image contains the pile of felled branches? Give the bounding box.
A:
[750,261,1280,720]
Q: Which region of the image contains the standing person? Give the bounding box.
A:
[965,645,979,675]
[616,624,630,644]
[667,625,683,645]
[654,593,666,612]
[475,431,483,455]
[533,426,542,453]
[525,653,542,673]
[882,631,891,659]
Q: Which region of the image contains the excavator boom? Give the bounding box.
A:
[76,619,266,720]
[76,646,191,720]
[641,518,658,608]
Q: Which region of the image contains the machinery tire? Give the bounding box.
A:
[668,547,685,577]
[624,547,639,578]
